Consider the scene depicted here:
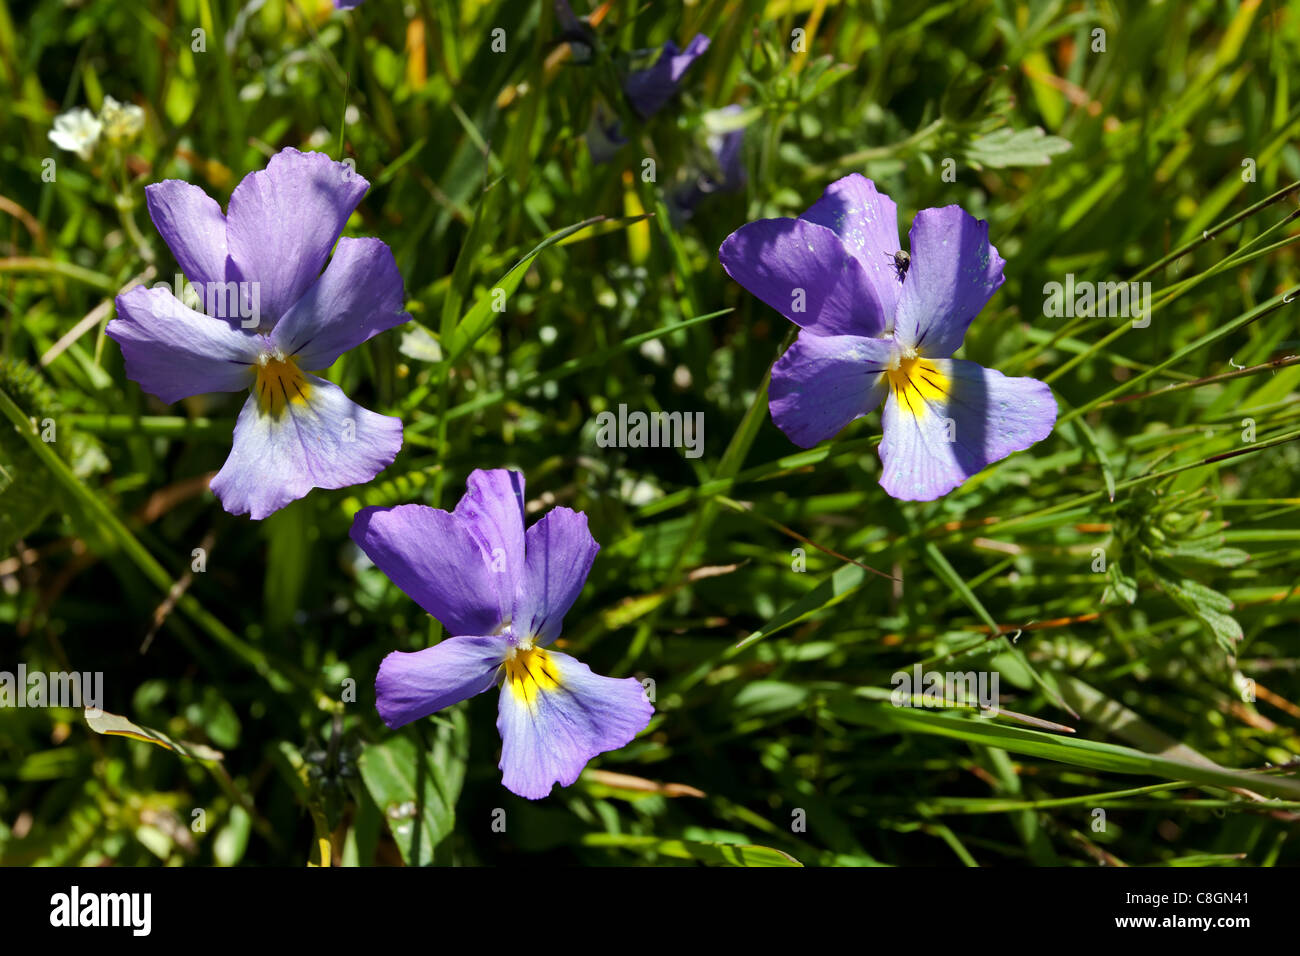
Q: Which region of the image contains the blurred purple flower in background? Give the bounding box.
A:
[623,33,711,119]
[582,28,711,163]
[672,104,749,218]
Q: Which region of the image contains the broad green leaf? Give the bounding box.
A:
[214,806,252,867]
[358,713,468,866]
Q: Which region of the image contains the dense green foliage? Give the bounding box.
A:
[2,0,1299,867]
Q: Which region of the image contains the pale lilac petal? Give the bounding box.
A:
[374,635,510,728]
[144,181,230,291]
[624,34,710,118]
[107,286,261,403]
[512,507,599,645]
[212,375,401,520]
[349,503,503,637]
[271,237,409,371]
[712,112,747,190]
[799,174,903,320]
[878,359,1056,501]
[718,218,887,337]
[496,649,653,799]
[225,148,369,327]
[454,469,527,628]
[769,332,892,448]
[892,206,1005,358]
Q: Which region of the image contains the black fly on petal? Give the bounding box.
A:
[887,249,911,281]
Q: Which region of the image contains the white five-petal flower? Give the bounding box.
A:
[48,108,102,160]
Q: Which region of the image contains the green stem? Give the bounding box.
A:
[64,413,231,439]
[0,258,117,293]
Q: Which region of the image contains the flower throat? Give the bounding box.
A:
[254,354,310,415]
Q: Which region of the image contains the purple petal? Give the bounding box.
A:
[349,503,504,637]
[374,635,509,728]
[512,507,599,645]
[453,469,527,628]
[675,106,748,215]
[107,286,261,403]
[800,174,903,321]
[711,121,746,191]
[496,648,652,799]
[144,181,230,291]
[878,359,1056,501]
[769,332,892,448]
[624,34,710,119]
[212,375,401,519]
[718,218,887,337]
[225,148,369,328]
[271,237,410,371]
[892,206,1005,358]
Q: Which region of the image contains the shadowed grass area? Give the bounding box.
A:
[1,0,1298,867]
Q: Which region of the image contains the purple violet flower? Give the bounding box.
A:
[106,147,409,520]
[584,32,710,164]
[554,0,595,63]
[719,174,1057,501]
[623,33,710,119]
[672,104,748,218]
[351,469,654,800]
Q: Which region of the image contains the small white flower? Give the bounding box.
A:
[99,95,145,143]
[48,108,102,160]
[306,127,333,150]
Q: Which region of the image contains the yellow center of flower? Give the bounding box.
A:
[886,351,948,418]
[501,643,560,708]
[254,354,311,416]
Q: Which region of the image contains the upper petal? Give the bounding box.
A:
[769,331,892,448]
[454,469,528,629]
[349,502,504,637]
[212,375,401,519]
[892,205,1005,358]
[496,648,653,800]
[878,358,1057,501]
[374,635,510,728]
[623,33,710,118]
[107,286,261,403]
[799,174,903,320]
[144,180,231,291]
[271,236,410,370]
[718,218,887,337]
[512,507,599,645]
[225,148,369,327]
